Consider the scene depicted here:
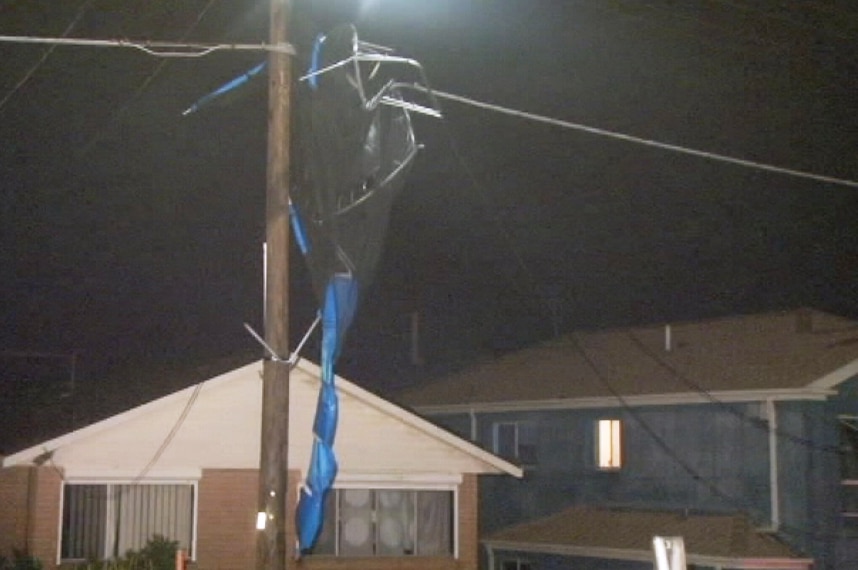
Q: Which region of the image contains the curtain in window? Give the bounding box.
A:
[376,490,415,555]
[415,491,451,555]
[307,488,453,557]
[339,489,374,556]
[115,484,193,556]
[62,485,107,560]
[62,483,194,560]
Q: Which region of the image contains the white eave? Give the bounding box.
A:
[807,357,858,391]
[415,388,837,416]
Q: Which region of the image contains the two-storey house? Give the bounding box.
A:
[398,309,858,570]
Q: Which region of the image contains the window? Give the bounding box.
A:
[840,417,858,534]
[492,422,537,465]
[311,489,453,557]
[499,558,533,570]
[61,483,195,561]
[596,419,622,469]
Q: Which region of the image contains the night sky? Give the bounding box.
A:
[1,0,857,451]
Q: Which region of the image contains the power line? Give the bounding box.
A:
[625,330,843,454]
[438,90,848,541]
[79,0,219,156]
[0,34,294,58]
[570,333,759,512]
[40,379,205,486]
[134,382,204,482]
[0,0,94,113]
[570,332,842,546]
[415,86,858,190]
[438,115,555,324]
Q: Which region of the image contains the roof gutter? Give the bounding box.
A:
[416,388,835,416]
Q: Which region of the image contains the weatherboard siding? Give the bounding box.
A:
[429,397,856,569]
[435,403,772,534]
[831,377,858,568]
[777,400,840,570]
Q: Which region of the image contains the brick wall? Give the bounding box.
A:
[457,473,480,570]
[0,466,62,568]
[4,465,483,570]
[195,470,481,570]
[0,466,30,557]
[196,469,260,569]
[29,467,62,567]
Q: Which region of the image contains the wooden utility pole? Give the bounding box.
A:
[257,0,292,569]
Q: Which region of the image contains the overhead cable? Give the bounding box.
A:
[625,330,842,454]
[416,86,858,190]
[571,332,842,543]
[0,34,294,58]
[439,117,554,321]
[0,0,94,112]
[80,0,219,155]
[134,382,204,482]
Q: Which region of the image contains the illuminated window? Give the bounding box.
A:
[597,419,622,469]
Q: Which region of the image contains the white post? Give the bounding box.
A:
[767,398,780,530]
[653,536,687,570]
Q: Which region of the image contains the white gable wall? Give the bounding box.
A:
[6,361,518,480]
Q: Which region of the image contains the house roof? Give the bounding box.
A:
[484,506,812,569]
[1,359,522,480]
[399,309,858,413]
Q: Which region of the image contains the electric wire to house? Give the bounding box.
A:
[39,379,205,487]
[570,332,843,544]
[1,30,855,189]
[79,0,221,156]
[625,330,845,455]
[3,4,854,546]
[133,381,205,483]
[437,112,557,326]
[437,91,852,545]
[417,86,858,190]
[0,35,293,58]
[0,0,94,112]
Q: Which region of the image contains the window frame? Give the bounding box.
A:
[839,415,858,534]
[498,556,533,570]
[595,418,623,471]
[492,421,538,466]
[307,482,458,559]
[58,479,199,564]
